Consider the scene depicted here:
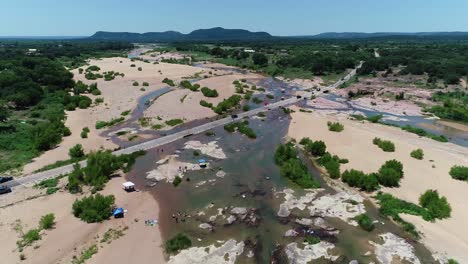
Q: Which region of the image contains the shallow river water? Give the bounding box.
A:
[110,56,440,262]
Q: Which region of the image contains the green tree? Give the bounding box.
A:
[0,102,10,122]
[72,194,115,223]
[69,144,85,159]
[419,190,452,219]
[252,53,268,66]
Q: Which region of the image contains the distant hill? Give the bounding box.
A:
[89,27,273,42]
[302,32,468,39]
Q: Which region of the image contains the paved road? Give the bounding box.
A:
[5,63,361,189]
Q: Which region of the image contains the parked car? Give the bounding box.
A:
[0,186,12,195]
[0,176,13,184]
[296,95,302,99]
[231,114,238,119]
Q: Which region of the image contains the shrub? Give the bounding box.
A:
[200,100,213,108]
[419,190,452,219]
[242,105,250,111]
[224,121,256,139]
[69,144,85,159]
[360,173,380,192]
[373,137,395,152]
[39,213,55,230]
[137,67,142,71]
[165,233,192,254]
[305,140,327,157]
[356,214,375,231]
[36,178,59,189]
[173,176,182,187]
[304,237,320,245]
[165,119,184,126]
[72,194,115,223]
[367,114,383,123]
[86,65,100,72]
[200,87,219,97]
[378,167,401,187]
[132,81,139,86]
[410,149,424,160]
[142,82,149,86]
[449,166,468,181]
[78,97,92,109]
[327,121,344,132]
[162,78,175,86]
[121,110,131,116]
[252,97,262,104]
[20,229,41,247]
[81,127,89,138]
[323,158,340,179]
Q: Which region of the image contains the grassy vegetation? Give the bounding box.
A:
[165,233,192,254]
[213,95,242,114]
[95,117,125,129]
[72,244,98,264]
[274,142,320,188]
[401,125,448,142]
[373,137,395,152]
[449,165,468,181]
[16,213,56,251]
[34,157,86,173]
[165,118,184,127]
[224,120,256,139]
[410,149,424,160]
[327,121,344,132]
[375,190,452,238]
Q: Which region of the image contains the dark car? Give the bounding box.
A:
[231,114,238,119]
[296,95,302,99]
[0,186,12,195]
[0,176,13,184]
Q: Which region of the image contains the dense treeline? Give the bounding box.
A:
[358,44,468,84]
[174,42,371,78]
[426,90,468,123]
[0,41,132,172]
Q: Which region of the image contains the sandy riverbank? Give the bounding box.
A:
[287,107,468,262]
[143,73,262,127]
[0,175,165,264]
[22,57,206,174]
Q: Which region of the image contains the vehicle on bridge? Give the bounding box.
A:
[0,186,12,195]
[0,176,13,184]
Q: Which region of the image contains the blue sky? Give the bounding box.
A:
[2,0,468,36]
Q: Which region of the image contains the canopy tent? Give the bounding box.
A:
[122,181,135,192]
[113,208,124,218]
